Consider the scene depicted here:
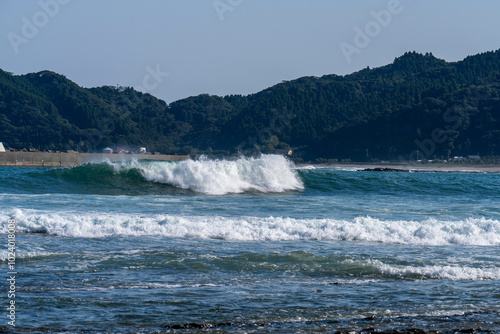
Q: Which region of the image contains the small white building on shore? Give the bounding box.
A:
[0,142,5,153]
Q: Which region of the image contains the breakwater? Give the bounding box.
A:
[0,151,189,167]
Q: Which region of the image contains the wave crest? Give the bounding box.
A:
[60,155,303,195]
[137,155,303,195]
[373,260,500,280]
[3,210,500,246]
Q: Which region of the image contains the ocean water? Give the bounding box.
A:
[0,155,499,333]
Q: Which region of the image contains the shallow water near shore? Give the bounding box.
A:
[1,155,499,333]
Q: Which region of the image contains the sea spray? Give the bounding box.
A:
[137,154,304,195]
[3,209,500,245]
[29,155,304,195]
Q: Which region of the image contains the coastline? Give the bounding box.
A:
[1,151,499,173]
[295,162,500,173]
[0,151,189,167]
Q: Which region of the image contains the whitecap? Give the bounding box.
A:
[2,210,500,245]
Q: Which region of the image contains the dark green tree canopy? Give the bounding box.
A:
[1,49,499,160]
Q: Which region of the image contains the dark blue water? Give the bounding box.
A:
[1,156,499,333]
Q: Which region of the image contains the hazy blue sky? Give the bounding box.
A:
[1,0,499,103]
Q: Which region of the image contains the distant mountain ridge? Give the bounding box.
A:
[1,49,499,161]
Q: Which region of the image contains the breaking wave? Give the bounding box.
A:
[42,155,303,195]
[2,209,500,245]
[137,155,303,195]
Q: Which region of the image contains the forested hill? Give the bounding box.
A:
[1,49,499,161]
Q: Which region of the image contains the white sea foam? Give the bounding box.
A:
[115,154,304,195]
[295,165,316,170]
[0,249,62,261]
[331,167,361,171]
[295,166,359,171]
[2,209,500,246]
[371,259,500,280]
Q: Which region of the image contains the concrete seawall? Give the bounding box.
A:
[0,152,190,167]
